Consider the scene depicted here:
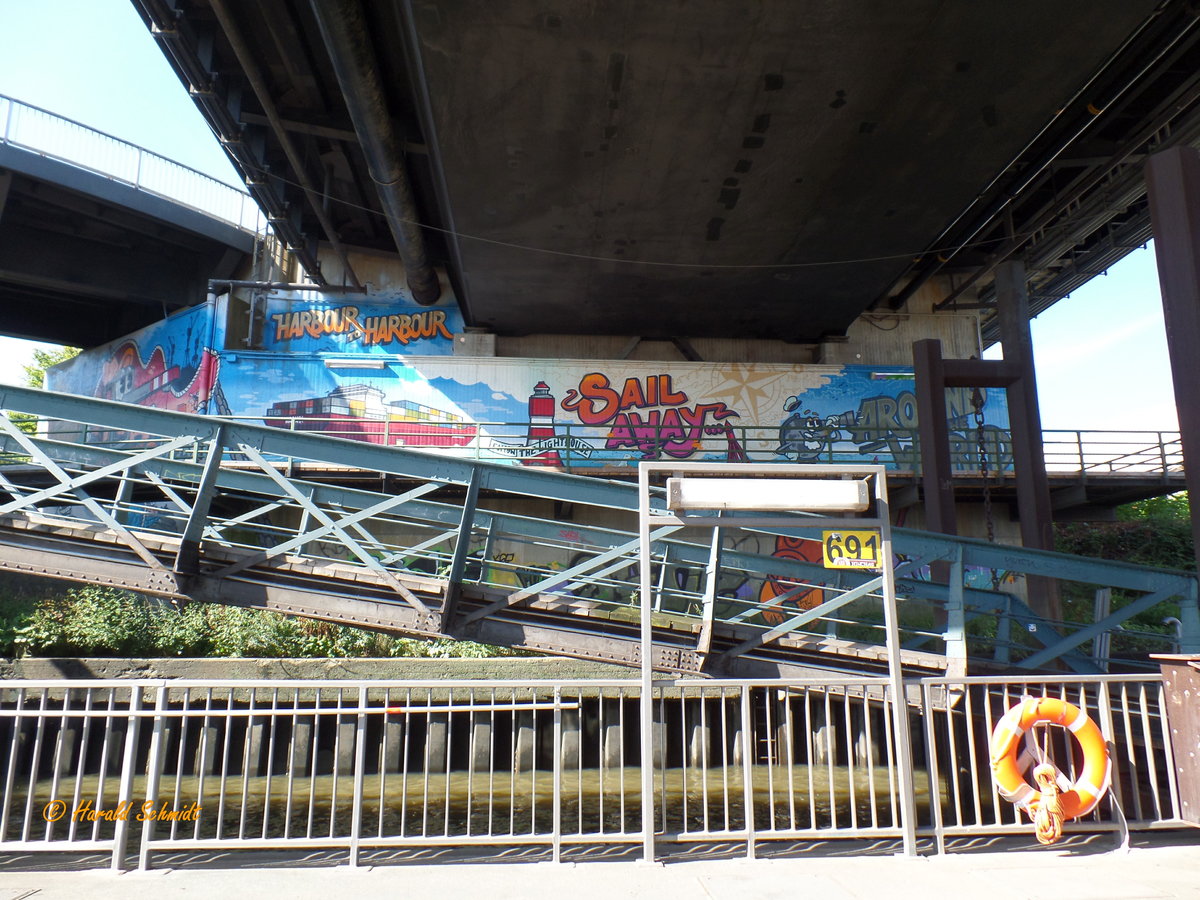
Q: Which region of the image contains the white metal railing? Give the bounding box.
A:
[0,93,266,235]
[0,673,1180,870]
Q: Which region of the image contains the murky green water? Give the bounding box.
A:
[2,763,941,843]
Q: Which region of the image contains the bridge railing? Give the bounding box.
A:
[0,673,1178,868]
[0,386,1196,676]
[225,413,1185,479]
[0,94,266,235]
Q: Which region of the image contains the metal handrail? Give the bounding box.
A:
[0,93,265,235]
[0,673,1179,869]
[211,412,1186,478]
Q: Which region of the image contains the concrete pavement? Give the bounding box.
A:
[2,836,1199,900]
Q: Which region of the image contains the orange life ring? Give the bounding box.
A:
[989,697,1111,819]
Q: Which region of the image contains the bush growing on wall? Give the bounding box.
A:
[0,585,524,660]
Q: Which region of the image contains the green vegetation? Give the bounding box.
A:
[0,582,526,660]
[9,345,80,435]
[1056,492,1194,572]
[1054,492,1192,652]
[22,345,81,389]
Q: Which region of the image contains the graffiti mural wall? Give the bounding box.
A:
[44,289,1011,472]
[47,299,228,415]
[212,353,1013,470]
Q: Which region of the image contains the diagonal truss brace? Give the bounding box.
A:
[459,526,683,626]
[218,443,440,614]
[175,426,225,575]
[0,431,201,517]
[1017,583,1186,670]
[0,417,190,574]
[716,573,886,665]
[696,525,723,657]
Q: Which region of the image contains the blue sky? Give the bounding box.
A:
[0,0,1179,433]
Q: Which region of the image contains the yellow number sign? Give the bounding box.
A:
[822,530,882,570]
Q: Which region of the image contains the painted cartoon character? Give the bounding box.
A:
[776,396,856,461]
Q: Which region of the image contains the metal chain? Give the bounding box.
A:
[973,388,1002,592]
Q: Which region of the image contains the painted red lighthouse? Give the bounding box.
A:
[524,381,563,466]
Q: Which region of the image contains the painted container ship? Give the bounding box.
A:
[264,383,477,448]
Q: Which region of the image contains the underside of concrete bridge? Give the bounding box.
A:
[128,0,1200,346]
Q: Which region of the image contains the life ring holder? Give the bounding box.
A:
[989,696,1111,820]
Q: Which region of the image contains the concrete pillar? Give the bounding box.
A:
[247,716,266,777]
[601,699,623,769]
[852,707,880,767]
[289,718,312,775]
[688,702,711,770]
[196,721,220,776]
[424,713,449,774]
[382,718,403,772]
[55,723,79,777]
[730,699,745,767]
[652,707,668,770]
[337,717,356,773]
[774,694,793,767]
[559,708,581,771]
[810,702,835,767]
[514,711,536,772]
[470,712,492,771]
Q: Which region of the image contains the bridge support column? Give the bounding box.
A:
[514,711,535,772]
[470,712,492,771]
[559,708,581,771]
[810,699,835,767]
[1146,146,1200,573]
[912,332,1060,622]
[337,716,356,774]
[289,718,312,776]
[601,699,623,769]
[424,713,449,774]
[383,717,403,772]
[687,701,711,770]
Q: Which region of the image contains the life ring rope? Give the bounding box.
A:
[989,696,1112,845]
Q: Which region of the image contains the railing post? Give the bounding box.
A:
[137,684,169,871]
[552,685,563,863]
[740,683,755,859]
[349,685,368,867]
[920,682,947,854]
[111,685,143,872]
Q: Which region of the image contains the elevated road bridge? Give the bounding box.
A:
[0,95,258,346]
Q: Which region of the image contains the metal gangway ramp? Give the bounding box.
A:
[0,385,1194,677]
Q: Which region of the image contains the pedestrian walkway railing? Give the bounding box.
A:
[0,673,1180,869]
[0,93,265,235]
[208,413,1186,480]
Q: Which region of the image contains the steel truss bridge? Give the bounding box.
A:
[0,385,1195,677]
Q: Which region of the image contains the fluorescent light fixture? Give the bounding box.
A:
[665,477,869,512]
[323,358,388,369]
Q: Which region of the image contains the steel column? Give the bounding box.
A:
[1146,146,1200,570]
[913,338,958,535]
